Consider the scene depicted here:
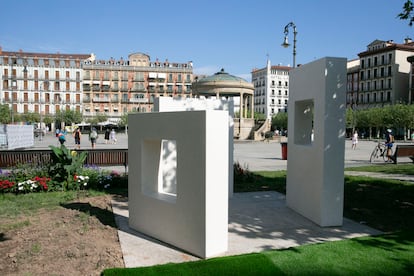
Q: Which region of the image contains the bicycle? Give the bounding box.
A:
[369,141,392,163]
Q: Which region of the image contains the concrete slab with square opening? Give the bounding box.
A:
[287,57,347,227]
[128,110,229,258]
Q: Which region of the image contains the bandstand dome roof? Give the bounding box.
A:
[192,68,254,97]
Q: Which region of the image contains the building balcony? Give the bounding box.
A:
[131,87,146,92]
[129,98,149,103]
[92,97,110,103]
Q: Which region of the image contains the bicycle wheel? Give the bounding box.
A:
[370,146,379,162]
[382,147,388,162]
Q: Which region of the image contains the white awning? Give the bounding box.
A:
[149,72,157,78]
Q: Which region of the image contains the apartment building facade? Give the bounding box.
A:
[356,38,414,108]
[0,48,90,122]
[252,60,291,119]
[346,59,360,109]
[82,53,193,122]
[0,49,193,124]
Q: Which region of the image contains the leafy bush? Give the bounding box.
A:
[48,145,88,191]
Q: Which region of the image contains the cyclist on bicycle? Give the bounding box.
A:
[385,129,395,162]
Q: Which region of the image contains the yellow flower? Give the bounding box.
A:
[71,151,77,157]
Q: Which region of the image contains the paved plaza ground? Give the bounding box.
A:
[31,131,413,172]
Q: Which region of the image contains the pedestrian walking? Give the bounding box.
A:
[110,129,117,144]
[73,128,82,149]
[89,127,98,149]
[104,128,110,144]
[352,130,358,150]
[57,129,66,145]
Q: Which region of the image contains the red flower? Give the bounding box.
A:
[0,179,16,191]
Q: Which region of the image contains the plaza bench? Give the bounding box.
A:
[0,149,128,172]
[392,144,414,164]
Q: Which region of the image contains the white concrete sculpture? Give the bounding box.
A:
[286,57,347,227]
[128,110,229,258]
[154,96,234,197]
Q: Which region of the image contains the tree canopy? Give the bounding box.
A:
[398,0,414,26]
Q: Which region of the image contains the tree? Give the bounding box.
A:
[21,112,40,124]
[55,110,83,128]
[346,108,356,132]
[86,113,107,125]
[368,107,385,139]
[0,104,11,124]
[271,112,288,131]
[398,0,414,26]
[387,104,412,140]
[119,113,129,127]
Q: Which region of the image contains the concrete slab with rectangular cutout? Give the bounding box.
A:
[128,110,229,258]
[287,57,347,227]
[154,96,234,197]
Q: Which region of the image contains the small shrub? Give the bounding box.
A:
[48,145,88,191]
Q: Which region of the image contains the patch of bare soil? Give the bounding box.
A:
[0,195,124,276]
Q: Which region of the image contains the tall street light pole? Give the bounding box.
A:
[281,22,297,68]
[39,80,49,141]
[39,82,43,141]
[10,59,16,123]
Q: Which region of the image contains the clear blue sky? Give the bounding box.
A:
[1,0,412,81]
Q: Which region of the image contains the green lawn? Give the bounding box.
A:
[103,164,414,275]
[103,231,414,275]
[1,165,413,275]
[345,163,414,175]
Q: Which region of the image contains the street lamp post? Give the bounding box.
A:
[10,59,16,123]
[39,81,48,141]
[39,83,43,141]
[281,22,297,68]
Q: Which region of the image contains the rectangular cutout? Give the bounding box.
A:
[294,99,314,145]
[141,139,177,203]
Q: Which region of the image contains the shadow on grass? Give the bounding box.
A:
[344,176,414,232]
[234,170,286,194]
[61,202,117,228]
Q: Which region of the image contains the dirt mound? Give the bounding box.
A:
[0,195,124,275]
